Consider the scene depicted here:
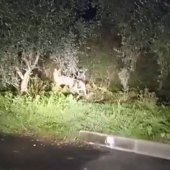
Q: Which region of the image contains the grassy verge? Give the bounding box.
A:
[0,91,170,143]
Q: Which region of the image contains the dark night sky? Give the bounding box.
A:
[74,0,98,22]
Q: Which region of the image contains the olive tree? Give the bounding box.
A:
[0,0,97,93]
[97,0,170,90]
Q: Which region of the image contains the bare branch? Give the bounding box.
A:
[22,57,31,71]
[31,52,40,70]
[15,67,24,80]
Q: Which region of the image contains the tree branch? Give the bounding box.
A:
[31,52,40,70]
[15,67,24,80]
[22,57,31,71]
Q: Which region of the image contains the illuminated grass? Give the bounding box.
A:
[0,92,170,142]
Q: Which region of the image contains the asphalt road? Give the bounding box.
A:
[0,133,170,170]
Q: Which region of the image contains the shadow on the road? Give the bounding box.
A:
[0,132,109,170]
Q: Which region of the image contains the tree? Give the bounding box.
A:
[97,0,170,90]
[0,0,96,93]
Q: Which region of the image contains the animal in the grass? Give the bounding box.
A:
[75,68,88,81]
[53,68,87,96]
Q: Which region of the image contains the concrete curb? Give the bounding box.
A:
[79,130,170,160]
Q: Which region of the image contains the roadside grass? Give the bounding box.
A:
[0,91,170,143]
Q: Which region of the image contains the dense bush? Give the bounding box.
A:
[97,0,170,90]
[0,0,170,94]
[0,0,97,92]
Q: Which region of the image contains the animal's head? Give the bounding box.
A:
[76,68,88,81]
[53,68,62,76]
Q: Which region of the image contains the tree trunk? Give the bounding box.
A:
[20,70,31,93]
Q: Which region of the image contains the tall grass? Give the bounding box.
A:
[0,91,170,142]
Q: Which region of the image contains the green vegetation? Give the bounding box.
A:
[0,91,170,143]
[0,0,170,144]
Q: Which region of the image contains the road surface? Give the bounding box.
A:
[0,132,170,170]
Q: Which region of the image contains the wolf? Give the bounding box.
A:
[53,68,87,96]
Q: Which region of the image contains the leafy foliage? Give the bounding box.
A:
[0,0,96,91]
[1,0,170,93]
[1,0,170,144]
[97,0,170,90]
